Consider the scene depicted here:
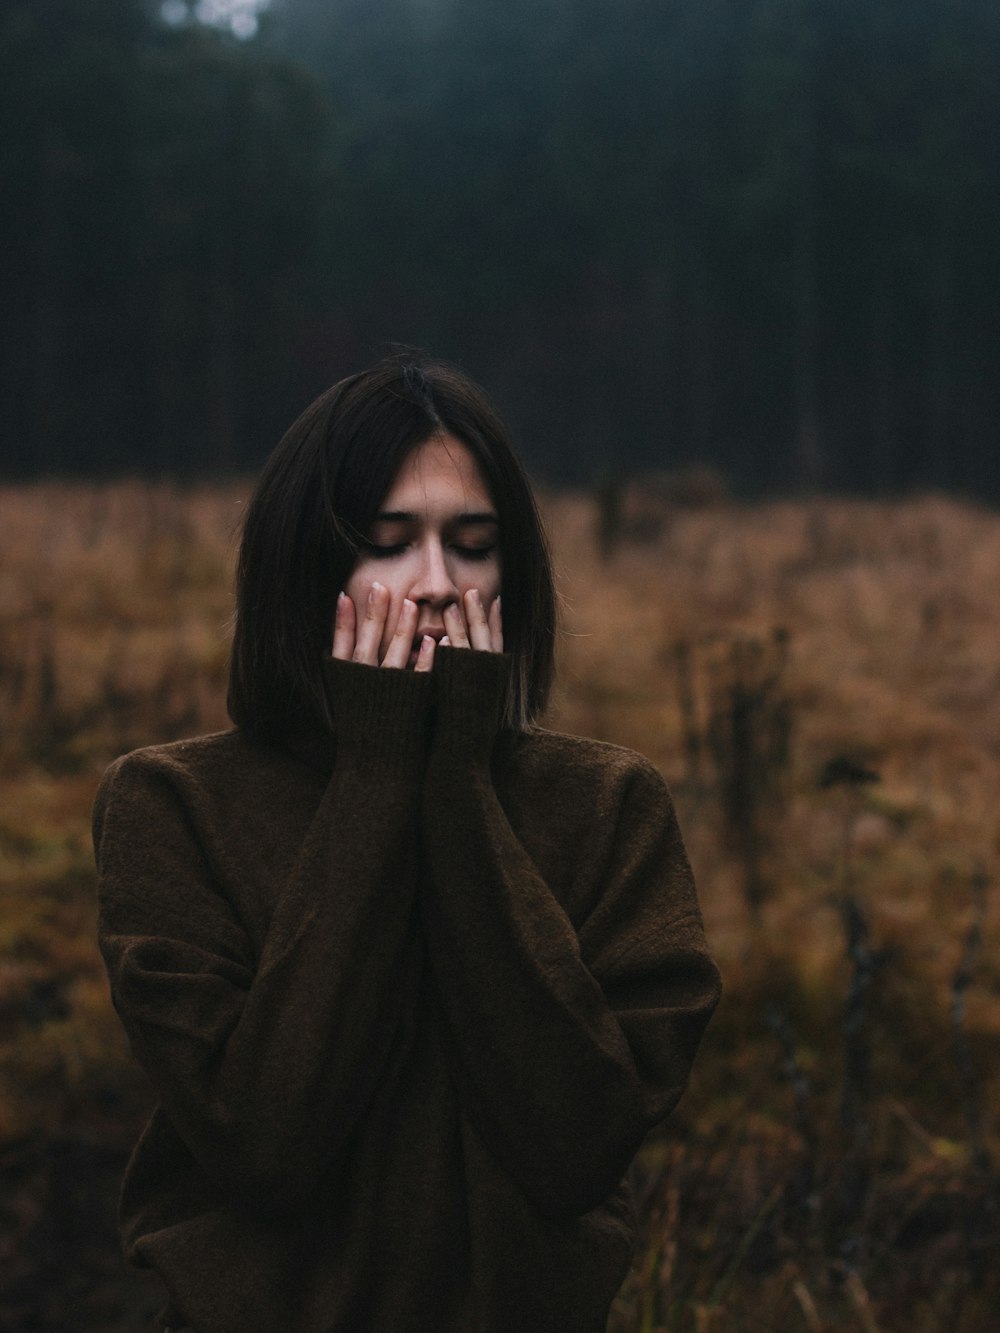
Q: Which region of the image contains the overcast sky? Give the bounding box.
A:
[161,0,271,40]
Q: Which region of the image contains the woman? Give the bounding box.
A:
[94,356,721,1333]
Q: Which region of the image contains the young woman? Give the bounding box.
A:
[94,356,721,1333]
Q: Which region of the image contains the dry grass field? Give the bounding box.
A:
[1,481,998,1331]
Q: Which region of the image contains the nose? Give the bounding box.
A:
[408,537,459,610]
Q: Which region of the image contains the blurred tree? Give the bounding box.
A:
[1,0,330,474]
[128,25,330,470]
[0,0,146,471]
[2,0,998,490]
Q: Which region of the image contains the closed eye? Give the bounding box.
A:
[364,542,497,561]
[455,545,498,561]
[363,543,408,558]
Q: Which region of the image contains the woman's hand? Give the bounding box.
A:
[332,585,437,672]
[332,584,502,670]
[441,590,503,654]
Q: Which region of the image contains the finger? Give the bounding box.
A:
[353,582,388,665]
[413,634,436,673]
[443,599,470,648]
[488,594,503,654]
[464,588,493,653]
[332,592,356,660]
[381,598,418,670]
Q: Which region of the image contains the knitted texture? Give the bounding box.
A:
[93,649,721,1333]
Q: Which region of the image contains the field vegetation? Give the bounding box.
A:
[0,481,997,1330]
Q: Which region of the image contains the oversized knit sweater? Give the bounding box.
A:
[93,646,721,1333]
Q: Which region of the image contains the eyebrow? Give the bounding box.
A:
[373,510,499,525]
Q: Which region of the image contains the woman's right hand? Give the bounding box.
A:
[332,585,437,672]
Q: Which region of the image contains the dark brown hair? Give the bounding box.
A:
[227,354,556,740]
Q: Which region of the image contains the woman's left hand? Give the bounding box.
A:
[441,590,503,654]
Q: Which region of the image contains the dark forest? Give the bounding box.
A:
[3,0,998,493]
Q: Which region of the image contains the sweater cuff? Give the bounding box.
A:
[429,646,513,760]
[322,655,433,765]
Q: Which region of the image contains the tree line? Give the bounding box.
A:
[3,0,998,492]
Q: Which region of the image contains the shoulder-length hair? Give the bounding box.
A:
[227,354,556,741]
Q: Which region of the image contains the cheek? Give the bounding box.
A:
[342,555,374,596]
[343,561,398,605]
[457,555,501,598]
[343,564,407,644]
[482,561,502,603]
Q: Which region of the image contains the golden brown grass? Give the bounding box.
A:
[1,481,997,1330]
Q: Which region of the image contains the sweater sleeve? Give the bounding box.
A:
[94,658,431,1216]
[420,646,722,1221]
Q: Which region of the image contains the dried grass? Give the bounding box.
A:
[1,482,998,1329]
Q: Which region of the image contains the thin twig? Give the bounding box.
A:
[950,865,990,1172]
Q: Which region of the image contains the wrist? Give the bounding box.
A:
[322,655,432,765]
[429,646,513,761]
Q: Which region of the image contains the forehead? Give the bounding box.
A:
[382,433,493,511]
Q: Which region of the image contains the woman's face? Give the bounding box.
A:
[343,433,502,668]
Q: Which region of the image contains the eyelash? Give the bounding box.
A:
[364,543,498,562]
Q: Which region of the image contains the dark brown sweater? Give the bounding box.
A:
[94,646,721,1333]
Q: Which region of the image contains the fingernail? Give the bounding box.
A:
[337,591,345,605]
[472,589,483,606]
